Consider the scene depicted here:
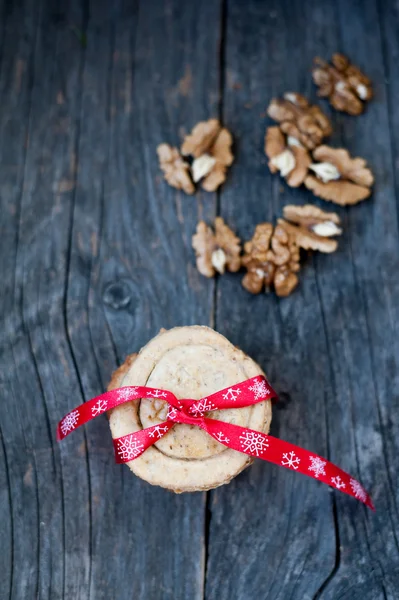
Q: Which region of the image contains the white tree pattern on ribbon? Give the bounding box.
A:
[189,398,217,417]
[350,478,367,501]
[308,456,327,478]
[117,387,138,402]
[148,425,169,439]
[222,387,241,402]
[147,390,168,399]
[281,451,300,470]
[239,431,269,456]
[91,399,108,417]
[214,431,230,444]
[61,410,79,436]
[117,435,144,461]
[331,475,346,489]
[248,378,270,401]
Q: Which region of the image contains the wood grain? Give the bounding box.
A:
[66,1,221,598]
[0,0,220,598]
[1,0,398,599]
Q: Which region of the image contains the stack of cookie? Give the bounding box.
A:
[108,326,272,491]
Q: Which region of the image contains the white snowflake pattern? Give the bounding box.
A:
[91,399,108,417]
[214,431,230,444]
[308,456,327,479]
[281,451,300,470]
[331,475,346,490]
[148,425,169,439]
[189,398,217,417]
[60,410,79,436]
[117,387,138,402]
[249,378,270,401]
[239,431,269,456]
[350,478,367,501]
[147,390,168,399]
[167,407,178,420]
[117,435,144,461]
[222,387,242,402]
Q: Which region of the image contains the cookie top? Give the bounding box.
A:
[108,326,272,492]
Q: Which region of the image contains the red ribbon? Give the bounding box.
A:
[57,376,374,510]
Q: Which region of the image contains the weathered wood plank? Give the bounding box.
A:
[0,0,221,597]
[311,0,399,597]
[65,1,221,599]
[205,0,399,599]
[0,2,33,593]
[0,2,72,598]
[2,2,92,598]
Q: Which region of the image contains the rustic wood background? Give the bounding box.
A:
[1,0,398,598]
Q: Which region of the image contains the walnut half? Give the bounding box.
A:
[305,145,374,205]
[241,204,342,297]
[312,54,372,115]
[182,119,234,192]
[281,204,342,253]
[241,222,300,297]
[192,217,241,278]
[157,144,195,195]
[267,92,332,150]
[265,126,311,187]
[157,119,234,195]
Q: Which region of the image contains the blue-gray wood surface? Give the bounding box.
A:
[1,1,398,598]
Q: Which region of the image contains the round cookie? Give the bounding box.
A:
[108,326,272,492]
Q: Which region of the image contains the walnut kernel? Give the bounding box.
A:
[305,145,373,205]
[182,120,234,192]
[158,119,234,194]
[267,93,332,150]
[312,54,372,115]
[265,126,311,188]
[192,217,241,278]
[241,223,300,297]
[157,144,195,195]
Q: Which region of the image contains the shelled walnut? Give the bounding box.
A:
[182,119,234,192]
[192,217,241,278]
[157,144,195,195]
[304,146,374,205]
[312,54,372,115]
[267,93,332,150]
[241,223,300,297]
[241,205,341,297]
[281,204,342,253]
[265,126,311,187]
[157,119,234,194]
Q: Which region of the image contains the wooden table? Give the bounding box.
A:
[1,1,398,598]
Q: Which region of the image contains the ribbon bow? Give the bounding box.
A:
[57,376,374,510]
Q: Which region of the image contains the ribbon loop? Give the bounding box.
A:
[167,409,205,427]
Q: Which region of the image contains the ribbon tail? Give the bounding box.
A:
[113,420,174,464]
[202,418,374,510]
